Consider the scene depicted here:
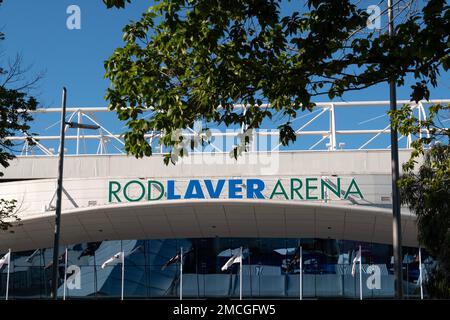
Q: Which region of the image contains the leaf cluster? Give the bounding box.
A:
[104,0,449,162]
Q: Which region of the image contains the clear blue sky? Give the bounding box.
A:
[0,0,151,107]
[1,0,448,107]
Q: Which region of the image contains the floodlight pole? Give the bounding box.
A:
[51,87,67,300]
[51,88,100,300]
[388,0,403,299]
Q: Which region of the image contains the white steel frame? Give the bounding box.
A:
[6,100,449,156]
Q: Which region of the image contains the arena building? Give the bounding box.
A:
[1,100,446,299]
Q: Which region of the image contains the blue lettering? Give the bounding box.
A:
[246,179,265,199]
[204,179,225,198]
[167,180,181,200]
[184,180,205,199]
[229,179,243,199]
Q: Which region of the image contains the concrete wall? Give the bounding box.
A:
[1,149,414,180]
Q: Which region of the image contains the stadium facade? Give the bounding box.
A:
[0,100,446,299]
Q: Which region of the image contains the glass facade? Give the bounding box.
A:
[0,238,434,299]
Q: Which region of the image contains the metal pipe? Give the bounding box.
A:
[5,127,438,141]
[30,99,450,113]
[329,104,337,150]
[76,111,81,155]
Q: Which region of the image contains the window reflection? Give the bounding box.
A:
[0,238,431,299]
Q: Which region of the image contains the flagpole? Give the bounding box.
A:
[240,246,243,301]
[180,247,183,300]
[359,245,362,300]
[93,253,98,296]
[300,246,303,300]
[42,249,48,297]
[419,247,423,300]
[63,246,68,300]
[5,249,11,301]
[121,250,125,301]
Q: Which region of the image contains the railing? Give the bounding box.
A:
[5,99,449,156]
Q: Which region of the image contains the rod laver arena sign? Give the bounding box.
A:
[108,177,363,203]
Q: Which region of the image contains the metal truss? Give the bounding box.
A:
[5,99,449,157]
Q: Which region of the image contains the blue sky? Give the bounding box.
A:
[0,0,448,108]
[0,0,151,107]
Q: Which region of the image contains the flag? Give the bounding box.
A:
[218,247,249,257]
[287,253,301,273]
[162,253,181,270]
[26,249,41,263]
[0,252,10,269]
[161,248,193,270]
[101,251,123,269]
[45,252,66,270]
[78,242,102,259]
[273,248,296,256]
[351,248,361,277]
[221,247,242,271]
[129,244,144,255]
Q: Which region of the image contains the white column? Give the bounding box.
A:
[121,251,125,300]
[329,104,337,150]
[240,247,243,300]
[300,246,303,300]
[76,110,81,154]
[5,249,11,301]
[359,245,363,300]
[180,247,183,300]
[63,247,68,300]
[419,247,423,300]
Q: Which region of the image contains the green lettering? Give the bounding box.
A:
[344,178,364,199]
[290,178,304,200]
[109,181,122,203]
[123,180,146,202]
[148,180,164,201]
[306,178,318,200]
[321,178,341,199]
[270,180,289,200]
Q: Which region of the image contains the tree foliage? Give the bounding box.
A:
[392,102,449,172]
[0,198,20,231]
[392,87,449,298]
[103,0,131,9]
[103,0,449,163]
[0,0,39,230]
[400,144,450,298]
[0,85,37,175]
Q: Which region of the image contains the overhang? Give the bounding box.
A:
[0,199,417,252]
